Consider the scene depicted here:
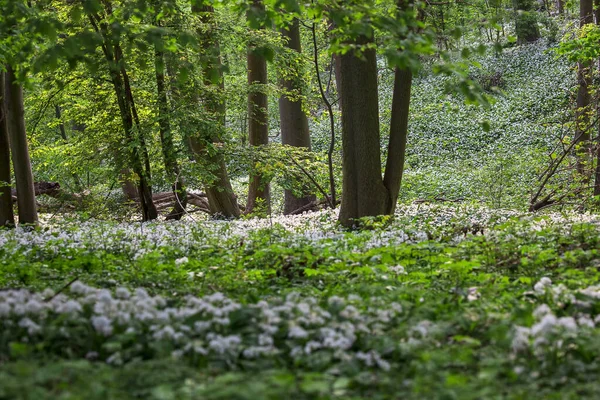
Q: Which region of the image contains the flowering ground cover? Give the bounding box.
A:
[2,204,600,398]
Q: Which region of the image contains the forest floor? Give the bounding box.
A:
[2,203,600,399]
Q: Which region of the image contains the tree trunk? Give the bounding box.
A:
[87,6,157,222]
[0,71,15,227]
[191,5,240,219]
[279,18,316,214]
[383,67,412,214]
[593,0,600,195]
[119,46,158,221]
[54,104,83,192]
[119,168,139,201]
[5,65,38,225]
[246,0,270,215]
[154,45,187,220]
[338,37,390,227]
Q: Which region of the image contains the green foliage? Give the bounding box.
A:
[3,205,600,397]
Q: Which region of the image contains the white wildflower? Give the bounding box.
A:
[175,257,189,266]
[70,281,91,295]
[557,317,577,331]
[24,299,43,314]
[0,302,10,317]
[467,287,480,302]
[533,304,552,319]
[511,326,530,352]
[411,320,433,338]
[56,300,82,315]
[115,287,131,299]
[91,315,113,336]
[340,305,360,320]
[389,265,407,275]
[288,326,309,339]
[533,277,552,294]
[327,296,345,307]
[208,334,241,354]
[578,316,595,328]
[18,317,41,335]
[531,313,557,336]
[304,340,322,354]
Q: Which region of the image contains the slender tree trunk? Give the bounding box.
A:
[0,71,15,227]
[593,0,600,195]
[54,105,83,192]
[5,65,37,225]
[87,9,157,221]
[119,45,158,221]
[154,45,187,220]
[576,0,594,175]
[383,67,412,214]
[191,5,240,218]
[338,37,390,227]
[556,0,564,14]
[246,0,270,214]
[279,18,316,214]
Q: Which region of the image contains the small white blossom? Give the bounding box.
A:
[531,313,557,336]
[91,315,113,336]
[175,257,189,266]
[288,326,309,339]
[18,317,41,335]
[56,300,82,315]
[533,277,552,294]
[115,287,131,299]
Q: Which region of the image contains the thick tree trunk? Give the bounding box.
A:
[5,65,38,225]
[246,0,270,215]
[338,37,390,227]
[0,71,15,227]
[279,18,316,214]
[383,67,412,214]
[191,5,240,219]
[154,46,187,220]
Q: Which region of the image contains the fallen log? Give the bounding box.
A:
[11,182,61,200]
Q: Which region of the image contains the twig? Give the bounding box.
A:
[311,20,337,208]
[44,276,79,302]
[289,154,335,208]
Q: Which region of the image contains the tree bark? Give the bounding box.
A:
[279,18,316,214]
[0,71,15,227]
[54,105,83,192]
[191,4,240,219]
[246,0,270,215]
[593,0,600,195]
[86,8,157,221]
[338,37,390,227]
[154,45,187,220]
[5,65,38,225]
[383,67,412,214]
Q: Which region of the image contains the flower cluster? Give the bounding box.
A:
[0,283,405,371]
